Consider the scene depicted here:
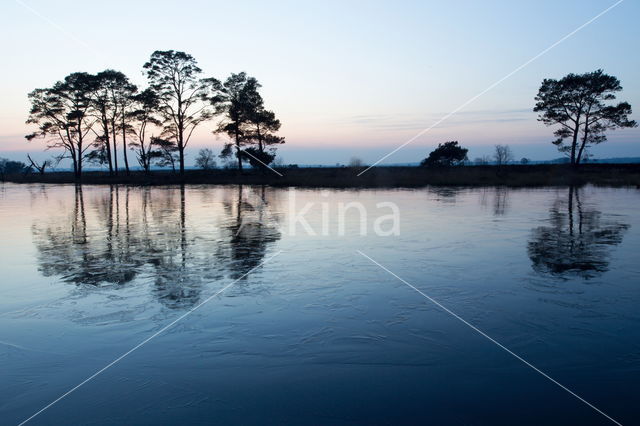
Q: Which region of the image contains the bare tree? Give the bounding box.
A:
[349,157,364,168]
[27,154,51,174]
[494,145,513,166]
[195,148,216,170]
[474,156,491,165]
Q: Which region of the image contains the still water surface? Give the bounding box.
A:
[1,183,639,425]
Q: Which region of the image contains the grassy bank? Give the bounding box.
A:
[4,164,640,188]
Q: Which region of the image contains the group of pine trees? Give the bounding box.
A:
[25,50,284,177]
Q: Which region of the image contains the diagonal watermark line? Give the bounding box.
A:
[356,250,622,426]
[14,0,106,63]
[241,149,284,177]
[357,0,625,176]
[18,250,283,426]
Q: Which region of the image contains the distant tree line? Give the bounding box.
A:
[0,156,56,179]
[24,64,635,175]
[420,142,517,167]
[0,157,27,180]
[25,50,284,178]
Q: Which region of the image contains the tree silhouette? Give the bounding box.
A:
[216,72,259,172]
[534,70,637,165]
[245,90,284,168]
[421,141,468,167]
[128,89,162,173]
[527,186,629,279]
[91,71,116,174]
[0,158,27,180]
[27,154,50,175]
[150,137,179,172]
[494,144,513,166]
[195,148,216,170]
[26,72,98,177]
[143,50,224,174]
[90,70,137,175]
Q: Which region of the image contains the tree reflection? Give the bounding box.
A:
[527,186,629,279]
[428,187,462,203]
[33,185,141,285]
[479,187,510,216]
[220,185,281,280]
[32,184,281,309]
[146,185,203,309]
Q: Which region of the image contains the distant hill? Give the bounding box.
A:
[587,157,640,164]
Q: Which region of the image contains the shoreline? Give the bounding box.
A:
[4,164,640,188]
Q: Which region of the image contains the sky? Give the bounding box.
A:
[0,0,638,166]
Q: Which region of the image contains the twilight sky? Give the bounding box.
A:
[1,0,638,166]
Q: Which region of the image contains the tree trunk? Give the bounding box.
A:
[105,134,113,175]
[142,148,150,174]
[111,122,119,175]
[71,154,78,178]
[569,113,581,165]
[177,100,185,175]
[576,118,590,165]
[122,116,130,175]
[576,141,586,165]
[257,124,264,154]
[76,149,82,178]
[76,127,83,179]
[235,128,243,172]
[570,126,578,165]
[179,146,185,175]
[102,120,113,175]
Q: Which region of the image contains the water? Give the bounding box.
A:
[1,183,639,425]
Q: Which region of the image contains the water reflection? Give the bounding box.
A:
[5,184,640,425]
[221,185,281,279]
[32,185,137,286]
[479,186,510,216]
[427,187,462,203]
[527,186,629,279]
[31,185,281,309]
